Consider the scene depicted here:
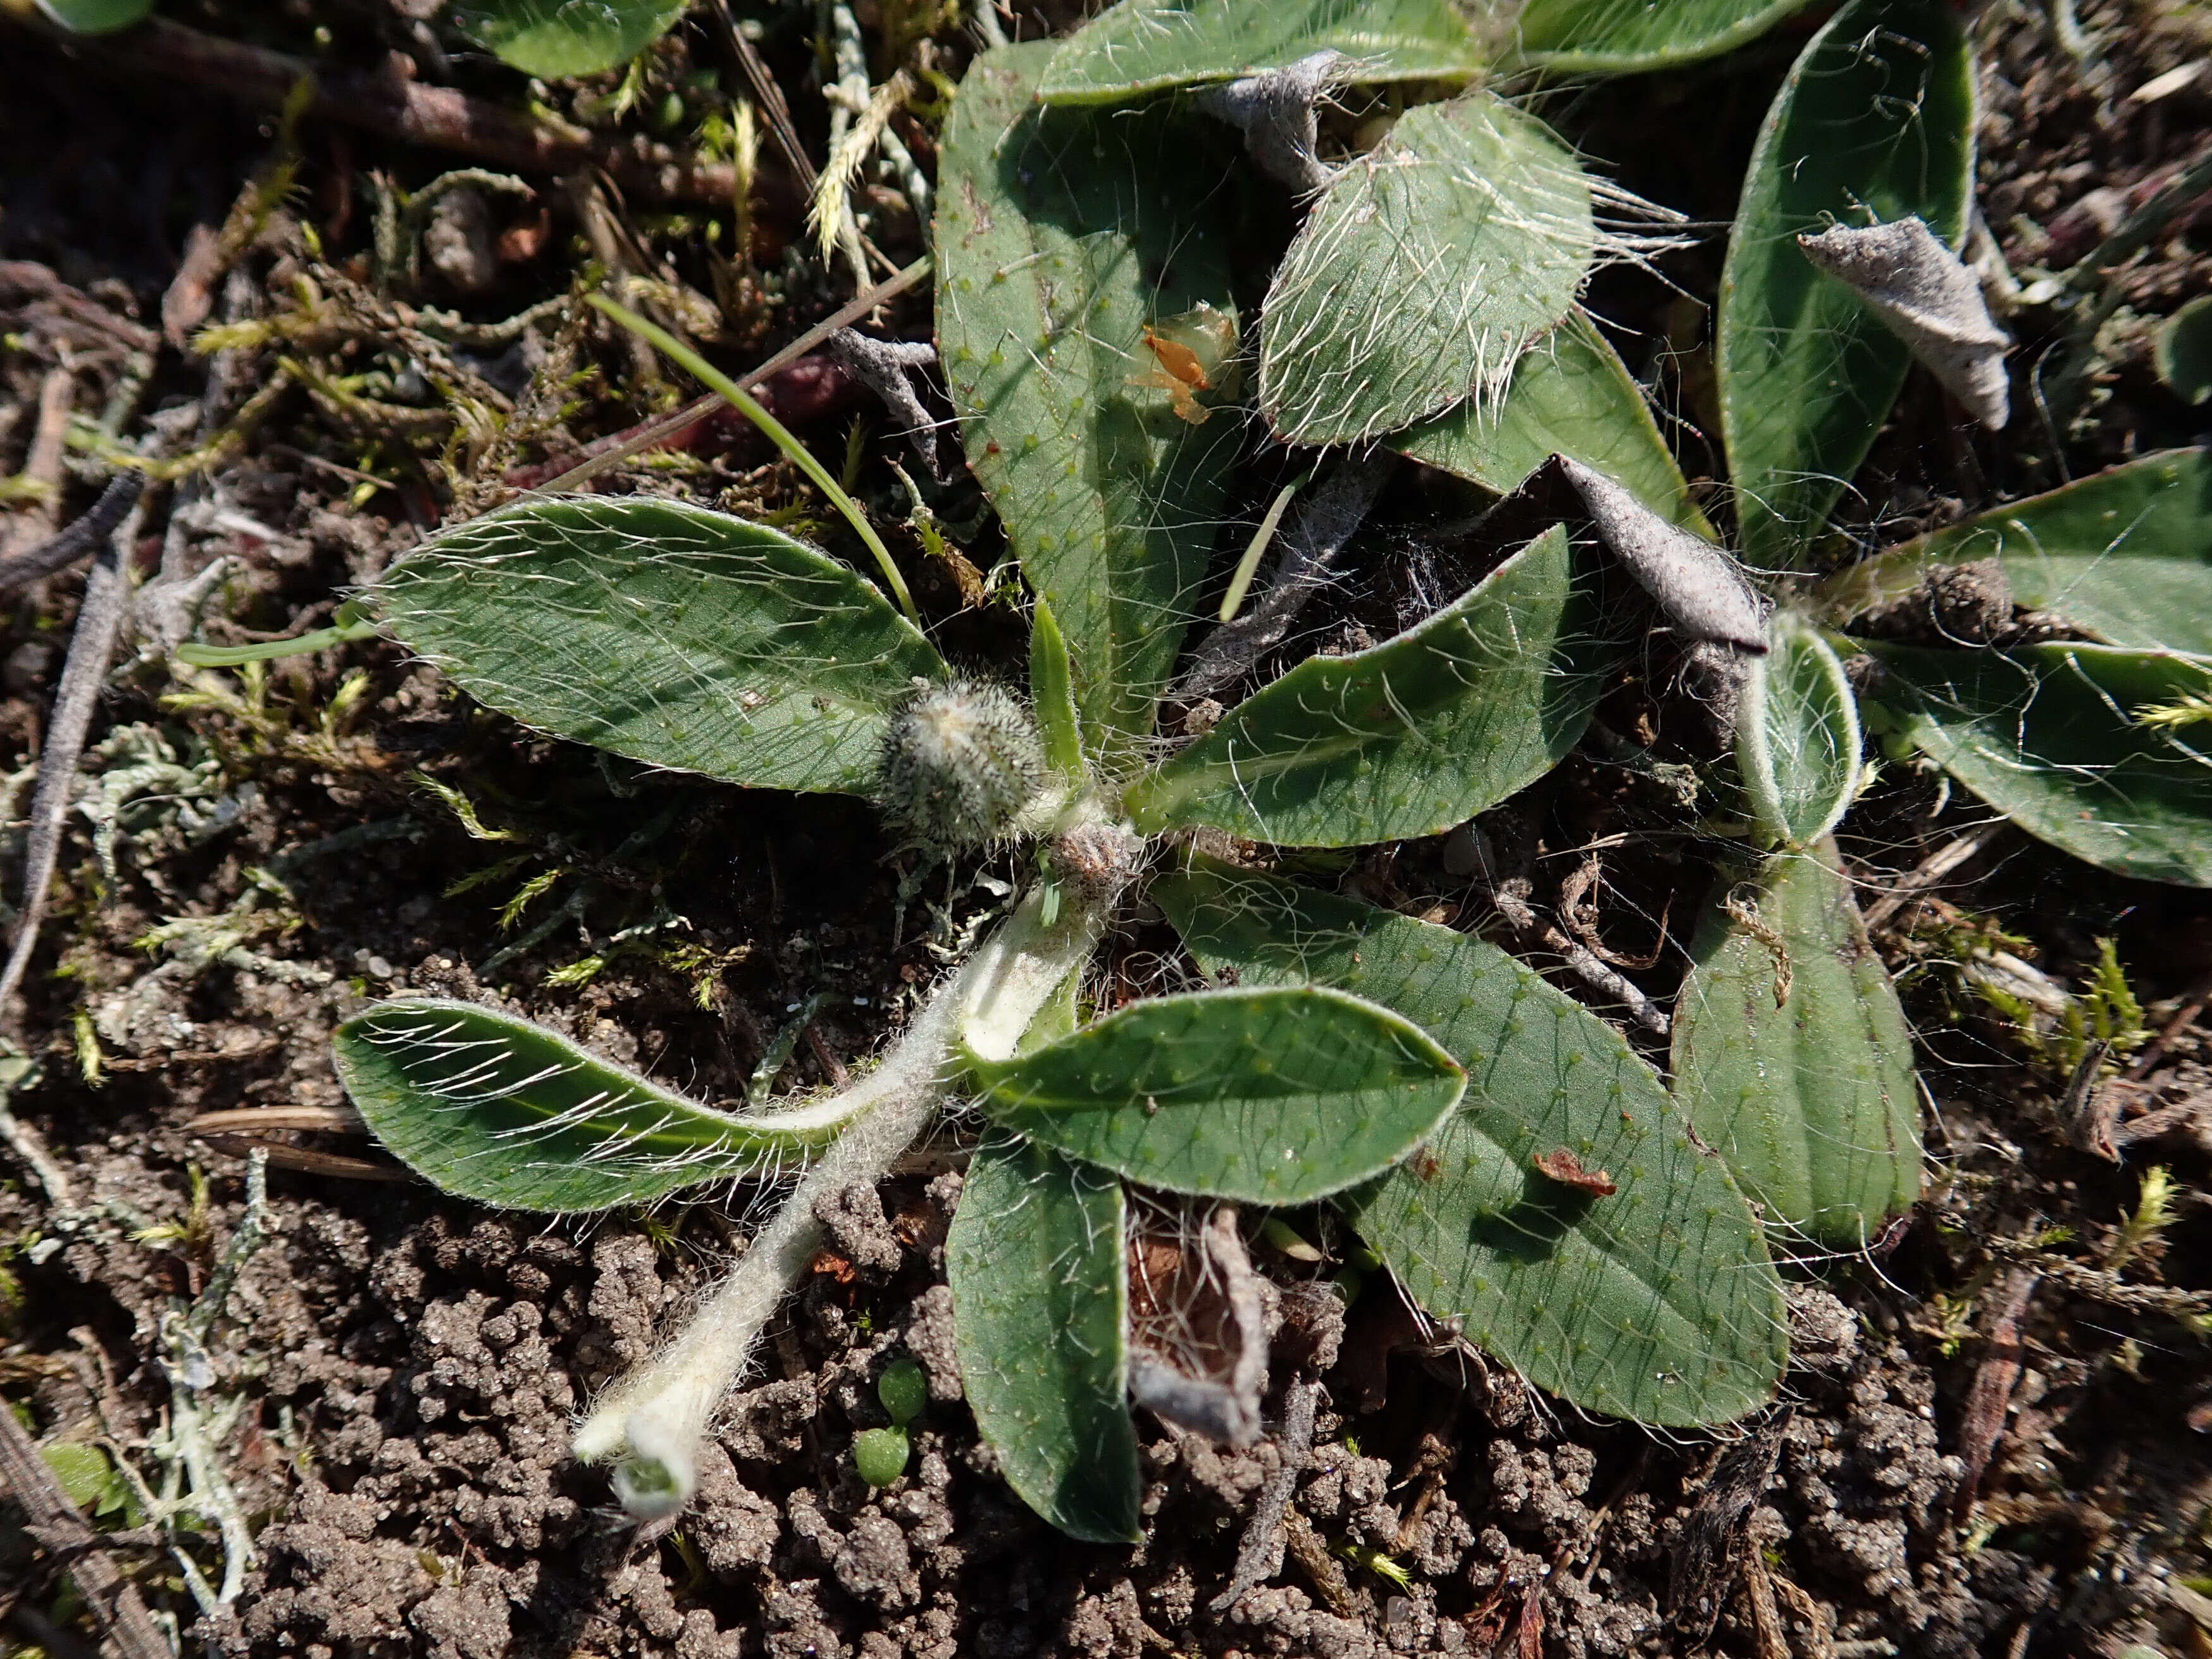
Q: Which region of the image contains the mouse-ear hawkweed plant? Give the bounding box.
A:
[321,0,2212,1541]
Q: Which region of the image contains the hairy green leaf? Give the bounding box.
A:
[1039,0,1482,104]
[1394,311,1711,532]
[375,496,947,796]
[1818,451,2212,656]
[1517,0,1816,71]
[453,0,686,77]
[1738,614,1861,847]
[38,0,152,32]
[1671,843,1921,1249]
[947,1140,1139,1543]
[333,999,842,1212]
[972,987,1464,1204]
[1717,0,1973,564]
[1157,861,1786,1427]
[1862,639,2212,887]
[936,44,1246,755]
[1259,92,1595,447]
[1126,526,1623,846]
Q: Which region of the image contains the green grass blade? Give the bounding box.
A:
[1037,0,1482,104]
[1516,0,1817,73]
[1393,311,1712,533]
[971,986,1464,1205]
[1260,92,1594,447]
[947,1140,1139,1543]
[935,44,1247,758]
[1818,450,2212,654]
[333,998,843,1212]
[376,495,948,796]
[588,294,919,626]
[452,0,685,78]
[1157,859,1786,1427]
[1126,526,1624,846]
[1861,638,2212,887]
[1716,0,1973,566]
[1737,613,1862,847]
[1671,842,1922,1250]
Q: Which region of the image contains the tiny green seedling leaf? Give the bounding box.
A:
[1819,450,2212,656]
[1717,0,1974,564]
[375,496,947,797]
[876,1358,928,1427]
[1128,526,1623,847]
[452,0,687,78]
[1157,861,1786,1427]
[1258,92,1595,447]
[1395,311,1713,533]
[971,986,1464,1205]
[1036,0,1482,104]
[1737,613,1862,847]
[38,0,152,32]
[935,44,1246,756]
[1862,640,2212,888]
[947,1140,1140,1543]
[852,1427,910,1488]
[1671,842,1921,1250]
[333,999,847,1212]
[1515,0,1817,73]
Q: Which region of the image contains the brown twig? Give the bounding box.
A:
[1953,1269,2037,1520]
[187,1105,365,1135]
[1,367,76,559]
[0,502,140,1029]
[0,263,159,354]
[15,14,795,210]
[0,473,146,597]
[0,1400,170,1659]
[705,0,819,193]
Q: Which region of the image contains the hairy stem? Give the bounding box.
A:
[573,885,1104,1518]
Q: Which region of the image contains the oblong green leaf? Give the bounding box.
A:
[1738,613,1862,847]
[947,1140,1139,1544]
[1517,0,1817,72]
[1157,861,1786,1427]
[972,986,1464,1204]
[1039,0,1482,104]
[1671,843,1921,1249]
[1126,526,1624,847]
[1259,92,1595,447]
[1817,450,2212,655]
[1863,639,2212,887]
[2158,296,2212,406]
[453,0,687,78]
[1717,0,1973,564]
[936,44,1246,755]
[333,999,842,1213]
[376,496,947,796]
[1394,311,1712,533]
[38,0,152,32]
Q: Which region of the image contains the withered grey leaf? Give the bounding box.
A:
[1194,51,1343,194]
[1555,456,1768,653]
[1796,218,2010,430]
[1127,1207,1269,1446]
[828,328,947,479]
